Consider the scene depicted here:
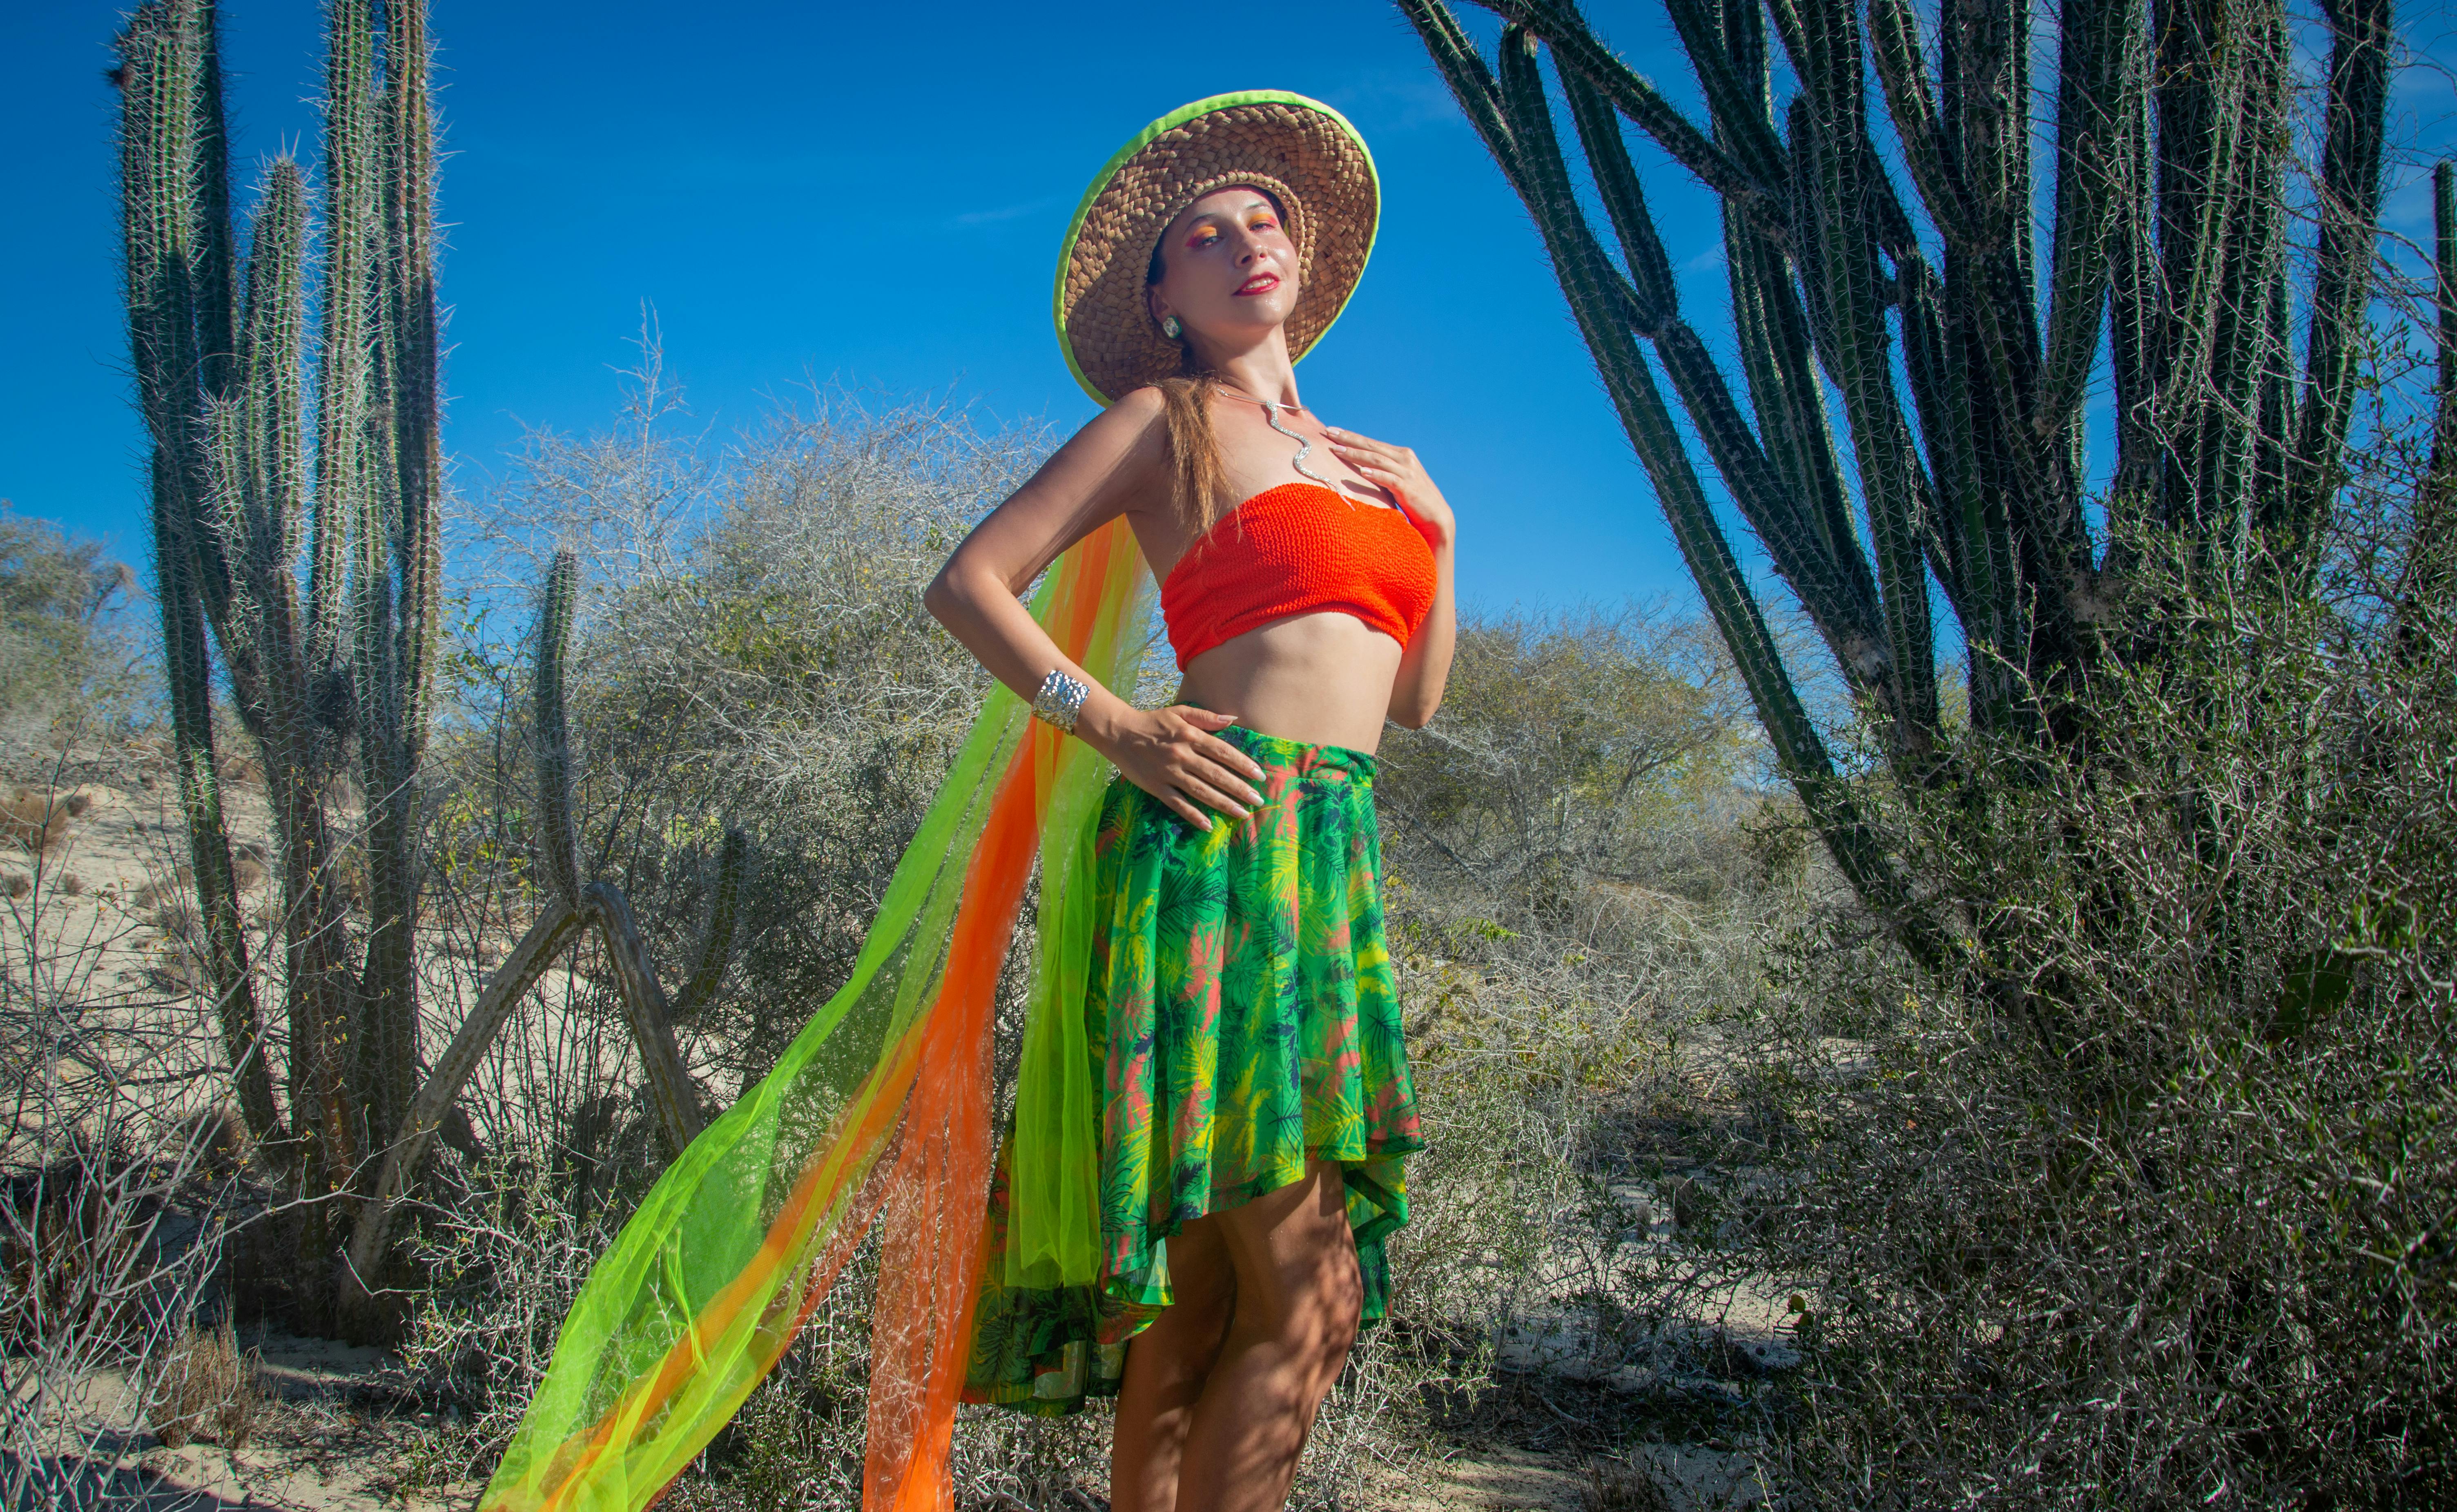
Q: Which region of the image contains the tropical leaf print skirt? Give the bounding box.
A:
[963,725,1421,1415]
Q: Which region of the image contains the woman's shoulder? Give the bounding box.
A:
[1061,386,1171,469]
[1104,385,1171,424]
[1030,385,1171,513]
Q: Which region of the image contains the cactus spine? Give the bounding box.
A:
[1398,0,2401,945]
[117,0,440,1234]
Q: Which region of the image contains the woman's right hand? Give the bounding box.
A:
[1085,704,1267,832]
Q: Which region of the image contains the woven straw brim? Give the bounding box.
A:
[1056,91,1378,405]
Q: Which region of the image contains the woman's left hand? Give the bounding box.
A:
[1324,427,1456,550]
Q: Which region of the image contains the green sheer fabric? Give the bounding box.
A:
[481,518,1151,1512]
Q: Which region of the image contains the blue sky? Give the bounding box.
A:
[5,0,2454,620]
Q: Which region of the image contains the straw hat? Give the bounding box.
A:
[1055,90,1379,406]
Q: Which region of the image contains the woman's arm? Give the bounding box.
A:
[1326,427,1456,729]
[924,389,1267,831]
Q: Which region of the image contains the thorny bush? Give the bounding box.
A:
[1737,484,2457,1506]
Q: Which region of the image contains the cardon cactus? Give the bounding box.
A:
[117,0,441,1312]
[120,5,746,1335]
[1398,0,2410,954]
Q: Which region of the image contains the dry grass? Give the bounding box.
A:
[146,1318,261,1449]
[2,787,75,855]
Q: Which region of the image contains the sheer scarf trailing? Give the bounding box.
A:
[481,519,1151,1512]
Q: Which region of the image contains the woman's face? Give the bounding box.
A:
[1147,187,1301,348]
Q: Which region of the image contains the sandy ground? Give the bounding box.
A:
[7,731,1798,1510]
[56,1332,482,1512]
[1360,1443,1771,1512]
[110,1335,1775,1512]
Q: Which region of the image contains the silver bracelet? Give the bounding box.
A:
[1031,669,1090,734]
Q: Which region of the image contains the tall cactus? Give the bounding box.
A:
[1398,0,2398,944]
[117,1,440,1220]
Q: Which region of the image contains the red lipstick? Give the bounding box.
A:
[1235,273,1281,296]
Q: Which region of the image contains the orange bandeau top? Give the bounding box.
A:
[1158,482,1440,671]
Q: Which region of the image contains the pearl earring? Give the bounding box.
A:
[1161,315,1182,340]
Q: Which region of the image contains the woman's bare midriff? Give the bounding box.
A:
[1177,609,1405,754]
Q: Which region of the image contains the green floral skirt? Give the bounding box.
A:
[962,725,1421,1414]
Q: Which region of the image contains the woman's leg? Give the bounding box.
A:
[1174,1160,1364,1512]
[1112,1215,1237,1512]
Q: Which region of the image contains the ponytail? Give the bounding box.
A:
[1151,372,1228,535]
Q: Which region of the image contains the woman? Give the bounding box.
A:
[476,92,1446,1512]
[928,91,1457,1512]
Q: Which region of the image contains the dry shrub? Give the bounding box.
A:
[2,1146,165,1352]
[3,873,26,901]
[128,866,192,912]
[146,1318,259,1449]
[1736,523,2457,1508]
[2,788,73,855]
[56,872,82,896]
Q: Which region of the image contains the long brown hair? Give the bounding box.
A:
[1150,373,1227,535]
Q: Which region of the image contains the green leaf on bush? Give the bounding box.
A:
[2270,950,2356,1041]
[2269,891,2419,1040]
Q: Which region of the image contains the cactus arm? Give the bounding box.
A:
[2390,161,2457,659]
[2254,269,2293,519]
[1900,254,2018,716]
[2186,15,2291,537]
[2439,162,2457,411]
[1658,0,1793,201]
[536,551,588,909]
[1469,0,1781,228]
[1397,0,1520,176]
[2279,0,2392,549]
[1762,0,1811,78]
[1728,216,1859,575]
[154,456,281,1142]
[381,0,444,765]
[1799,0,1940,744]
[223,165,310,727]
[672,829,749,1022]
[1563,67,1676,316]
[1786,97,1839,372]
[2035,0,2137,451]
[2149,0,2271,526]
[243,165,311,575]
[310,0,376,682]
[2106,34,2158,516]
[190,0,236,401]
[1868,0,1976,249]
[2436,161,2457,466]
[1563,65,1892,700]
